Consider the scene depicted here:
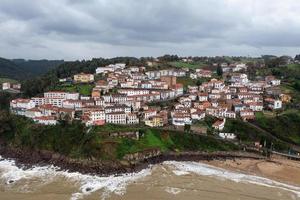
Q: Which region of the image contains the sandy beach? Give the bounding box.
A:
[0,155,300,200]
[205,155,300,186]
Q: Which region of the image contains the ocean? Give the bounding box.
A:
[0,156,299,200]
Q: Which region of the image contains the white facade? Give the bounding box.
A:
[89,110,106,121]
[31,97,45,106]
[33,116,57,125]
[106,112,127,124]
[127,113,139,124]
[10,99,36,115]
[44,91,79,100]
[273,100,282,109]
[2,82,10,90]
[172,113,192,126]
[219,133,236,140]
[118,89,150,96]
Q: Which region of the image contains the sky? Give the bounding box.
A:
[0,0,300,60]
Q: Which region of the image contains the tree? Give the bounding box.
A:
[216,65,223,76]
[184,124,191,133]
[0,110,13,135]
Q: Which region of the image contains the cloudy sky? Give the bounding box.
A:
[0,0,300,60]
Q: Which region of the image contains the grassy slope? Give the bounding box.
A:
[177,77,198,87]
[0,78,18,84]
[1,115,238,161]
[254,111,300,145]
[169,61,207,69]
[52,83,94,96]
[116,128,237,159]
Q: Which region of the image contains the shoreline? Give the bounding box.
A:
[1,145,300,189]
[0,145,266,177]
[204,156,300,186]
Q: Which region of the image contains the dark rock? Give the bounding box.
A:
[0,145,265,177]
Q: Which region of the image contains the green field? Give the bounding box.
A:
[53,83,94,96]
[287,63,300,70]
[0,78,18,84]
[169,61,207,69]
[116,128,237,159]
[253,111,300,146]
[177,77,198,87]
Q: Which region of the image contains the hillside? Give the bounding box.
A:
[0,58,27,80]
[12,59,64,77]
[0,57,64,80]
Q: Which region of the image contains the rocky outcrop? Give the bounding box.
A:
[123,148,161,164]
[0,145,265,176]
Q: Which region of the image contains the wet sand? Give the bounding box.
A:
[205,156,300,186]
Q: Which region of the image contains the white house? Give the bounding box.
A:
[172,113,192,126]
[198,93,209,102]
[126,113,139,124]
[25,107,42,118]
[270,79,281,86]
[219,132,237,140]
[265,98,282,110]
[33,116,57,125]
[212,119,226,131]
[106,112,127,124]
[10,98,36,116]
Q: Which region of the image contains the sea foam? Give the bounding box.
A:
[0,156,151,200]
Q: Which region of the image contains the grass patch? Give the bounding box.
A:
[254,111,300,146]
[116,128,238,159]
[53,83,94,96]
[0,78,18,84]
[95,123,144,133]
[169,61,207,69]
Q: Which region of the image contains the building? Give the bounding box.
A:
[126,113,139,124]
[212,119,226,131]
[33,116,57,125]
[240,110,255,121]
[25,107,42,118]
[191,110,206,120]
[219,132,236,140]
[160,76,176,88]
[83,109,106,126]
[265,75,281,86]
[248,102,263,112]
[73,73,94,83]
[196,69,212,78]
[198,93,209,102]
[44,91,79,100]
[105,105,131,114]
[96,63,126,74]
[2,82,11,90]
[280,94,292,103]
[10,98,36,115]
[106,112,127,124]
[172,113,191,126]
[145,116,164,127]
[265,98,282,110]
[2,82,21,90]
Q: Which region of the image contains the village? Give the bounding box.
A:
[8,60,291,140]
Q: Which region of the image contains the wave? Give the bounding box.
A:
[1,155,300,200]
[165,161,300,197]
[0,156,151,200]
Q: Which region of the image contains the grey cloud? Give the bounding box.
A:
[0,0,300,59]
